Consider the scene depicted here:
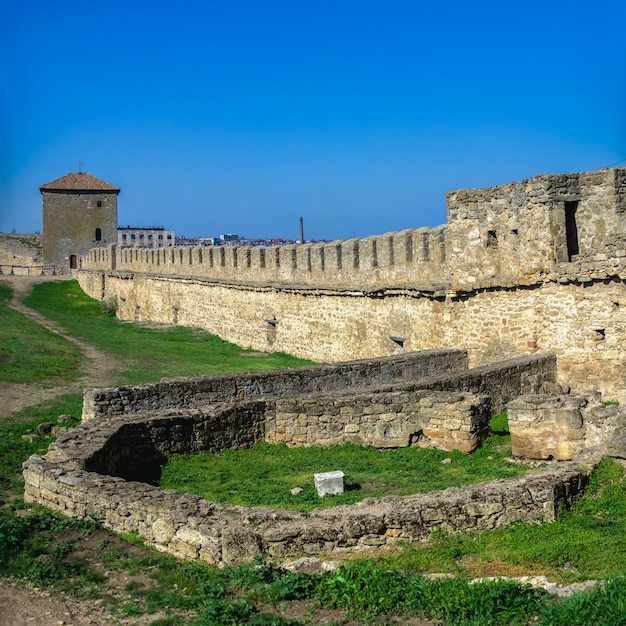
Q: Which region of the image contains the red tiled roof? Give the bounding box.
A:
[40,172,120,192]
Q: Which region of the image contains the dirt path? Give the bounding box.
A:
[0,274,122,416]
[0,584,122,626]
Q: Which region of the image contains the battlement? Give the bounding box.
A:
[81,168,626,291]
[82,225,448,290]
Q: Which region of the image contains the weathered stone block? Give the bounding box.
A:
[314,471,345,497]
[221,528,263,565]
[554,409,584,430]
[152,518,174,544]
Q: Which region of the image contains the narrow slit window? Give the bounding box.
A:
[95,227,102,241]
[565,201,579,260]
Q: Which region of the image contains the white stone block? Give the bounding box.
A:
[314,470,345,497]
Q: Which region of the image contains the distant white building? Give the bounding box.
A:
[118,226,174,248]
[220,233,239,243]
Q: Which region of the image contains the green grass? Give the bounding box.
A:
[315,558,549,624]
[0,282,82,384]
[377,456,626,583]
[22,280,313,385]
[0,395,82,498]
[159,417,533,512]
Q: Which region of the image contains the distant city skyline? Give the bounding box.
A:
[1,0,625,241]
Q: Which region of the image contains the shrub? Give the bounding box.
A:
[100,293,117,316]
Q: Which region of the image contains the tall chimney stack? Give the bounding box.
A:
[299,216,304,244]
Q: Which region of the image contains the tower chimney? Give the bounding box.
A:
[299,216,304,244]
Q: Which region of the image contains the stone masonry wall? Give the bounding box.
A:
[82,348,468,420]
[269,391,491,453]
[76,168,626,400]
[508,393,626,461]
[0,234,43,269]
[83,352,556,423]
[77,269,626,402]
[24,439,598,566]
[82,226,448,289]
[82,168,626,292]
[444,168,626,287]
[81,168,626,290]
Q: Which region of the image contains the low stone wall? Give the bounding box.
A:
[508,394,626,460]
[23,399,602,566]
[82,348,468,420]
[25,351,568,566]
[83,351,556,422]
[375,353,559,416]
[270,390,491,453]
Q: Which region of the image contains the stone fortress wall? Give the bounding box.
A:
[26,350,597,566]
[0,233,45,273]
[77,167,626,399]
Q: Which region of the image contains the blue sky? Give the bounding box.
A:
[1,0,625,241]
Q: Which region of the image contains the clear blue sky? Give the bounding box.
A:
[1,0,625,241]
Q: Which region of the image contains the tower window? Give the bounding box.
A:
[95,228,102,241]
[97,201,102,207]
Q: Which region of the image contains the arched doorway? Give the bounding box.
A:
[69,254,78,269]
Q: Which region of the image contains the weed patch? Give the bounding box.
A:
[0,394,82,498]
[316,559,546,624]
[538,573,626,625]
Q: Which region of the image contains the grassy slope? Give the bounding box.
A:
[0,283,82,384]
[22,280,313,385]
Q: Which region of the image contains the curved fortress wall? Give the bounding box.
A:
[78,168,626,400]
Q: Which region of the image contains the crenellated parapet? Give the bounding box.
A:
[82,226,448,289]
[81,168,626,290]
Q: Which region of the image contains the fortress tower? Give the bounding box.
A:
[40,171,119,271]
